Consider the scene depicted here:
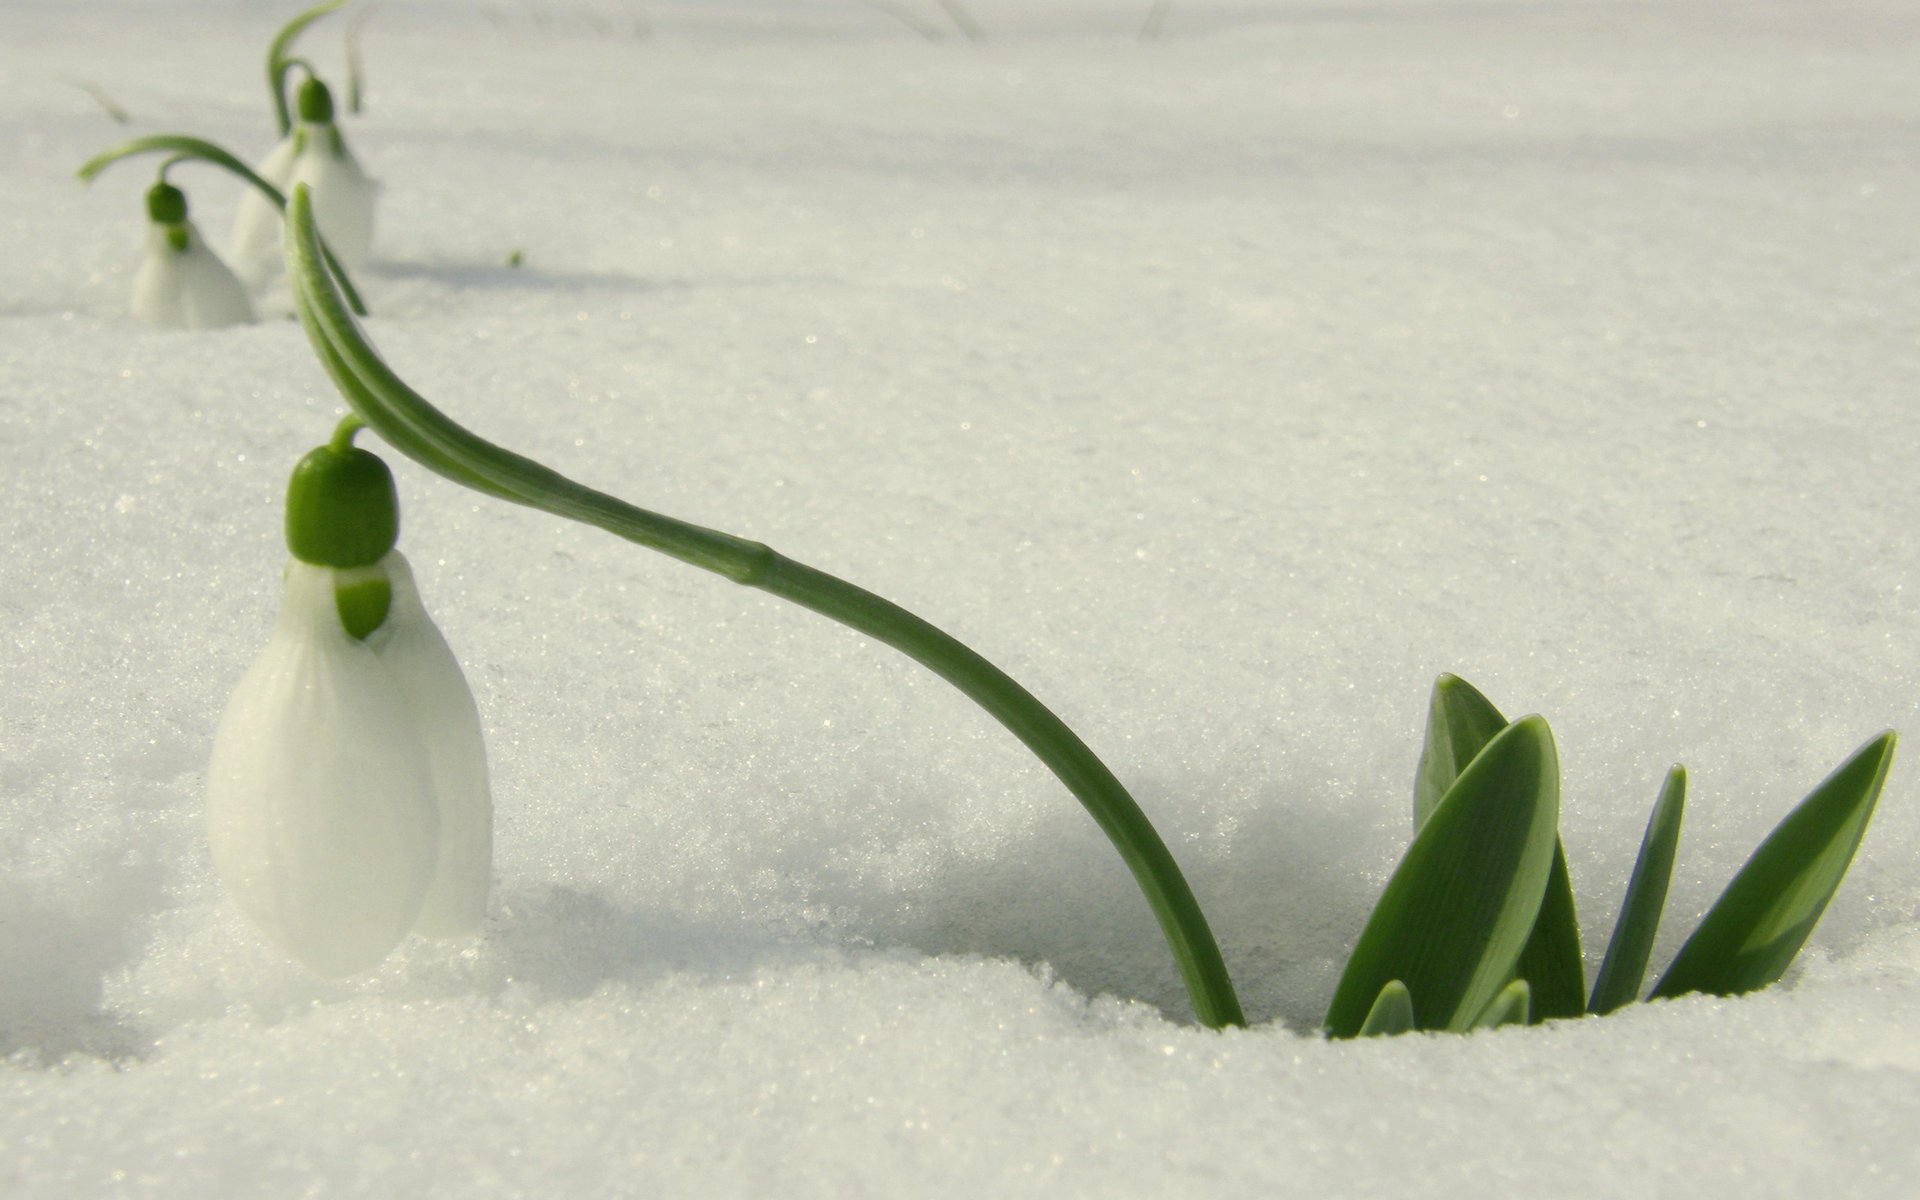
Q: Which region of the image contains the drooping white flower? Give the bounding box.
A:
[207,437,491,975]
[230,76,378,287]
[130,184,255,330]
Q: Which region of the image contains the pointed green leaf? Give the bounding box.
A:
[1414,674,1509,830]
[1652,733,1895,1000]
[1473,979,1531,1029]
[1356,980,1416,1037]
[1412,675,1584,1020]
[1513,844,1584,1020]
[1588,766,1686,1014]
[1327,715,1561,1037]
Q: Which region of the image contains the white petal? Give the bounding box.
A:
[172,225,256,328]
[295,129,379,274]
[228,136,301,288]
[132,222,254,330]
[365,552,493,937]
[230,127,380,287]
[206,561,440,976]
[130,225,188,328]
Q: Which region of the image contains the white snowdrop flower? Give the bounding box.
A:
[130,183,254,330]
[207,431,492,975]
[230,76,378,287]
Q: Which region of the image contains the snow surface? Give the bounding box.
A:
[4,0,1919,1194]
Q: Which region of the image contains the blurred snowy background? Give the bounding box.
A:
[2,0,1917,1194]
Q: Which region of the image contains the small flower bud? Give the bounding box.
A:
[284,440,400,569]
[145,181,188,226]
[297,76,336,125]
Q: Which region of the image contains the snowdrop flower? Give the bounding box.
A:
[230,76,378,287]
[207,429,491,975]
[130,182,254,330]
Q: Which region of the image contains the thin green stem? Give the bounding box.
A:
[60,76,131,124]
[283,185,1245,1028]
[329,414,367,453]
[268,1,349,136]
[78,135,368,317]
[758,556,1243,1027]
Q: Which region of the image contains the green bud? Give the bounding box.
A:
[297,76,336,125]
[284,440,399,569]
[146,181,188,225]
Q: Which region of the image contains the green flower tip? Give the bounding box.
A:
[285,433,399,569]
[146,181,188,225]
[297,76,336,125]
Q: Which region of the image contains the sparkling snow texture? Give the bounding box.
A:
[2,0,1917,1195]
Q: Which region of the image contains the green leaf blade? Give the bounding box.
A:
[1414,673,1509,830]
[1473,979,1531,1030]
[1411,674,1584,1021]
[1589,766,1686,1014]
[1513,843,1585,1020]
[1651,733,1895,1001]
[1356,980,1416,1038]
[1327,715,1562,1037]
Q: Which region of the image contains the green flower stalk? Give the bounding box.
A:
[267,1,351,137]
[281,184,1245,1029]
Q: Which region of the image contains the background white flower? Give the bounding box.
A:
[230,79,378,287]
[131,213,254,330]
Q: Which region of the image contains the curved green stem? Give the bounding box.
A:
[268,1,349,136]
[329,413,367,453]
[282,185,1245,1029]
[78,135,368,317]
